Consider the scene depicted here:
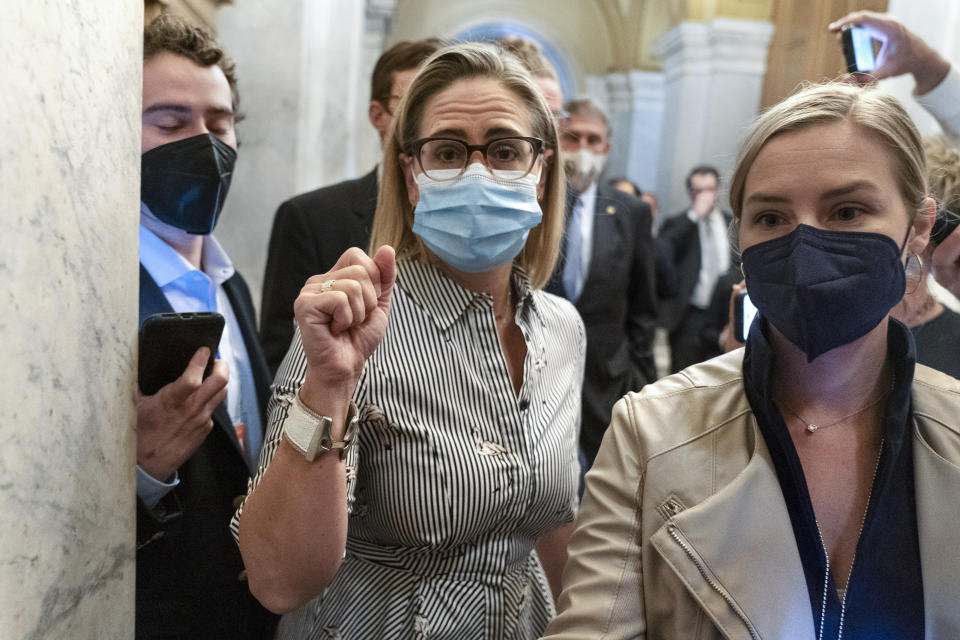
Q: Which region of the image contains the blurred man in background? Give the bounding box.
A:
[657,166,735,373]
[547,97,657,467]
[259,38,443,373]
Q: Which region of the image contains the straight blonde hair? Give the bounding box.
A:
[370,42,566,289]
[729,82,928,229]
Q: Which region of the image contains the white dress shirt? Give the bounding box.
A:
[687,206,730,309]
[917,65,960,147]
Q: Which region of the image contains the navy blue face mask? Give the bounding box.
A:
[141,133,237,235]
[741,224,907,362]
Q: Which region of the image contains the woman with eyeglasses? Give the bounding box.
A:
[233,42,583,639]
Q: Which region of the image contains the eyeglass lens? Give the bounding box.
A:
[419,138,537,180]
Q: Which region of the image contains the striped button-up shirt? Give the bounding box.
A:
[234,260,585,639]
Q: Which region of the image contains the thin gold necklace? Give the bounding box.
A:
[778,380,893,434]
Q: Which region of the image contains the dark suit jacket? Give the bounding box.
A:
[656,209,735,331]
[546,185,658,461]
[137,266,276,640]
[260,169,379,373]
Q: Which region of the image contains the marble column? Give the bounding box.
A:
[0,3,142,639]
[216,0,377,306]
[594,71,666,198]
[655,18,774,215]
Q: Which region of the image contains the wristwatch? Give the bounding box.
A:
[282,393,359,462]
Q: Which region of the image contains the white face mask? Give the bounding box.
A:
[563,148,606,193]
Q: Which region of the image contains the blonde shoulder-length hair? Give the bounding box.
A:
[369,41,566,289]
[729,81,928,228]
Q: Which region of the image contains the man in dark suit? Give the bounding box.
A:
[657,166,736,373]
[136,15,275,639]
[259,38,442,373]
[547,98,658,465]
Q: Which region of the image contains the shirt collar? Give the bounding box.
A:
[139,206,234,288]
[396,260,536,332]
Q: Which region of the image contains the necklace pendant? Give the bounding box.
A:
[807,424,819,433]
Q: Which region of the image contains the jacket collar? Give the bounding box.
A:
[650,360,960,640]
[351,167,379,222]
[650,419,817,640]
[911,366,960,637]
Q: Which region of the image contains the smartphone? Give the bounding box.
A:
[733,290,758,343]
[930,209,960,247]
[841,26,877,73]
[138,312,225,395]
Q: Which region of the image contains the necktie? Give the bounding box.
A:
[700,213,720,303]
[563,196,585,302]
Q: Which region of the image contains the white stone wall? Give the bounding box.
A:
[0,4,142,638]
[216,0,372,311]
[656,18,774,216]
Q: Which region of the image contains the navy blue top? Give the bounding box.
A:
[742,317,924,638]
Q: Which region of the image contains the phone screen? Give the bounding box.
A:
[843,26,876,72]
[740,292,758,342]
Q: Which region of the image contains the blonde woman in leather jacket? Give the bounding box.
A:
[543,82,960,639]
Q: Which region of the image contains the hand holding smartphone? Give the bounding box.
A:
[841,26,877,73]
[139,312,225,395]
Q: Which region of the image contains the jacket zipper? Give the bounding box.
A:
[667,524,761,640]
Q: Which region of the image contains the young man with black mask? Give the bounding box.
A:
[136,14,275,640]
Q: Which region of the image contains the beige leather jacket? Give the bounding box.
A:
[543,349,960,640]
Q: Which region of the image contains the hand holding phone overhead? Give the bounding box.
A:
[829,11,951,93]
[841,26,877,73]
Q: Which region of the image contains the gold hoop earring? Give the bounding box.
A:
[740,263,746,279]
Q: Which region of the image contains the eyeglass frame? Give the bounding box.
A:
[406,135,545,181]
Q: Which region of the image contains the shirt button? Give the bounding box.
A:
[518,399,529,411]
[414,614,428,635]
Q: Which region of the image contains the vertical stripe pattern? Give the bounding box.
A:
[232,260,585,639]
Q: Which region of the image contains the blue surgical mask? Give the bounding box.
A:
[412,163,543,273]
[741,224,907,361]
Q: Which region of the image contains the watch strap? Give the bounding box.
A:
[283,393,358,462]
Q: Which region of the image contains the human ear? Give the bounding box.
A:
[537,149,553,200]
[401,153,419,207]
[906,196,936,258]
[369,100,390,138]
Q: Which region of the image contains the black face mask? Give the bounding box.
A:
[741,224,907,362]
[141,133,237,235]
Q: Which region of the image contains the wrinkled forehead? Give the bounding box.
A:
[417,77,533,140]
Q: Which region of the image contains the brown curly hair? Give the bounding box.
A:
[144,12,240,117]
